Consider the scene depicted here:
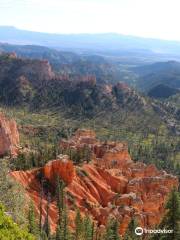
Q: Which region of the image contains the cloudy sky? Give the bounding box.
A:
[0,0,179,40]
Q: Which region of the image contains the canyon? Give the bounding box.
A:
[10,129,179,236]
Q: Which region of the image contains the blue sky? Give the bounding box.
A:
[0,0,179,40]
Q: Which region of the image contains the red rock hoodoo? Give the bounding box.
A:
[11,129,179,235]
[43,155,75,185]
[0,112,20,156]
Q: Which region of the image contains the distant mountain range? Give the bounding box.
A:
[1,41,180,97]
[133,61,180,92]
[1,26,180,56]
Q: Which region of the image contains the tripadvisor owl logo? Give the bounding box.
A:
[135,227,143,236]
[135,227,173,236]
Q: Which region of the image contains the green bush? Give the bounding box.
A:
[0,203,35,240]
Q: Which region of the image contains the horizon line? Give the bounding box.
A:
[1,25,180,44]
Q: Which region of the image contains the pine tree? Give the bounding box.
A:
[75,209,83,240]
[105,218,121,240]
[83,215,94,240]
[56,225,61,240]
[39,181,43,235]
[91,222,95,240]
[56,178,70,240]
[28,201,38,236]
[56,206,71,240]
[162,188,180,240]
[63,206,71,240]
[151,188,180,240]
[111,219,121,240]
[105,219,113,240]
[124,218,139,240]
[56,176,66,220]
[44,193,51,238]
[84,145,91,163]
[40,230,48,240]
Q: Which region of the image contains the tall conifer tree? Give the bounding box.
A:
[151,188,180,240]
[28,201,38,236]
[124,218,139,240]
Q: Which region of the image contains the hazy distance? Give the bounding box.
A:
[0,0,180,41]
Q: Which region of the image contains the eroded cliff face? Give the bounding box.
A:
[0,53,55,84]
[10,129,179,235]
[0,112,20,156]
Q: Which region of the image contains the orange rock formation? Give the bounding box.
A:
[0,112,20,156]
[10,129,179,235]
[43,155,75,185]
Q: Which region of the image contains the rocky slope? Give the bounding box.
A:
[0,112,20,156]
[0,53,148,113]
[10,129,178,235]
